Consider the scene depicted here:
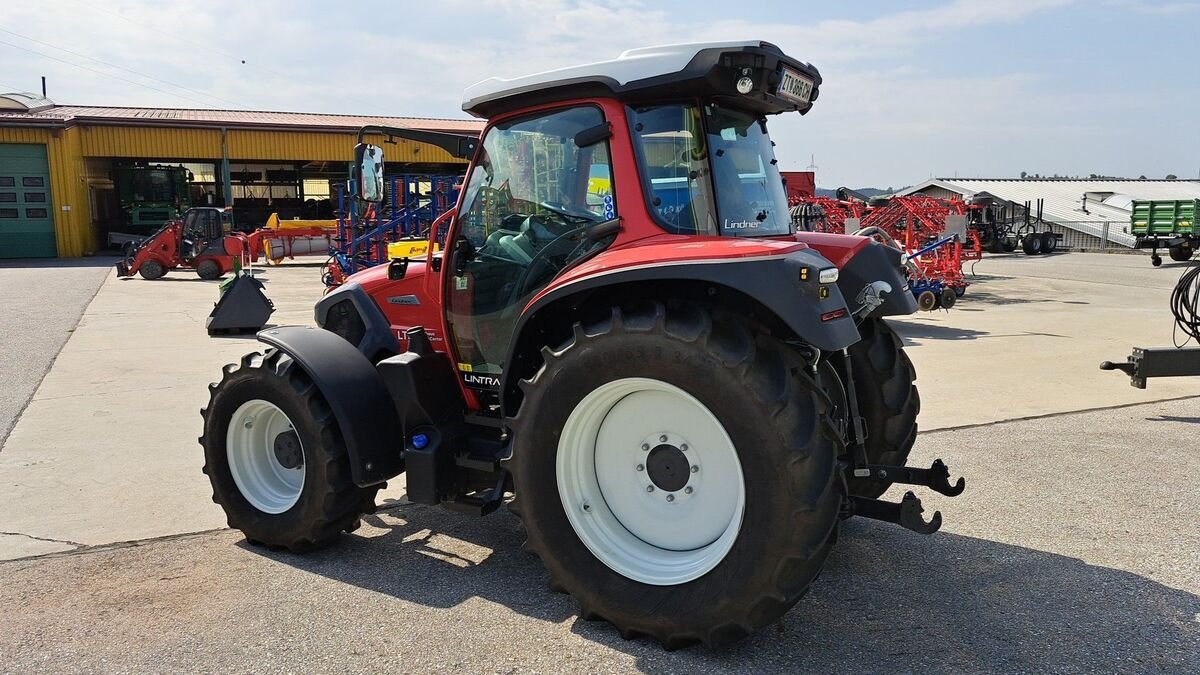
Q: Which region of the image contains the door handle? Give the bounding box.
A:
[453,237,476,275]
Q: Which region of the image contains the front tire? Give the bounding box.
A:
[200,349,379,551]
[139,260,166,280]
[196,259,222,280]
[508,301,841,648]
[844,319,920,498]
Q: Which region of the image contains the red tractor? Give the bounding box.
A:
[200,42,963,648]
[115,207,243,280]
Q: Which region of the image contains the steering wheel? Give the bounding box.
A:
[539,201,600,224]
[506,223,592,305]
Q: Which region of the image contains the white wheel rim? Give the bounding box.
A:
[557,377,745,586]
[226,399,305,514]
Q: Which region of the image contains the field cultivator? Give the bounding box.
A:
[792,194,982,310]
[789,196,866,234]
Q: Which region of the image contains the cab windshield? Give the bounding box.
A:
[631,103,793,237]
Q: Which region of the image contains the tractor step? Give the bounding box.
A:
[849,491,941,534]
[862,458,965,497]
[442,472,509,516]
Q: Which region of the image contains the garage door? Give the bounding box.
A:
[0,143,56,258]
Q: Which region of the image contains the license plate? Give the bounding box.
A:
[776,66,814,105]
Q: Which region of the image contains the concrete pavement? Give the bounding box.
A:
[0,258,111,448]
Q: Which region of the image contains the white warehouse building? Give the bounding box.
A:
[898,178,1200,249]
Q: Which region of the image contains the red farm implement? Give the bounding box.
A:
[792,194,982,310]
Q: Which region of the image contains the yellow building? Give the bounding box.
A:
[0,92,482,258]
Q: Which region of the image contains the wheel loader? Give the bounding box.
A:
[200,41,964,648]
[115,207,241,280]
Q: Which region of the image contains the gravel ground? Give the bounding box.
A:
[0,258,112,447]
[0,400,1196,673]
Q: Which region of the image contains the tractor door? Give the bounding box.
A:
[443,105,618,395]
[182,209,223,260]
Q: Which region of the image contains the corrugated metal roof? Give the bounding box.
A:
[899,178,1200,247]
[0,100,483,134]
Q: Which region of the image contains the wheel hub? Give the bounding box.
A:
[646,444,689,492]
[557,378,745,586]
[273,430,304,469]
[226,399,305,514]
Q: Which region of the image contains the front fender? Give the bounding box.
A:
[257,326,403,486]
[836,239,919,317]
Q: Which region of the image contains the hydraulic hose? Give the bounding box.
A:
[1170,263,1200,346]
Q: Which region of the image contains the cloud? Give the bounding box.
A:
[0,0,1190,185]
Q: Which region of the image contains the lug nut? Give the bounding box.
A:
[684,486,693,494]
[666,494,675,502]
[641,443,650,451]
[659,434,668,443]
[646,485,655,493]
[636,464,645,472]
[680,443,688,451]
[691,465,699,473]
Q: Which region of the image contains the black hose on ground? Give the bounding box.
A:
[1170,263,1200,347]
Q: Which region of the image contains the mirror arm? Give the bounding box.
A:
[356,125,480,160]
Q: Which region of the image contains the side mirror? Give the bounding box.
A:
[354,143,385,203]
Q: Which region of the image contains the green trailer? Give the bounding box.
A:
[1131,199,1199,266]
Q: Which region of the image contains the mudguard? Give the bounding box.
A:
[836,239,919,317]
[257,325,403,486]
[500,247,859,413]
[314,281,401,361]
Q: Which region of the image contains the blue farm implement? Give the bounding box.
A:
[324,174,461,287]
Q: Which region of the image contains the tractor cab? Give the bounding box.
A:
[180,207,232,262]
[350,42,865,391]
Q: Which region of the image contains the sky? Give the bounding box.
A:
[0,0,1197,188]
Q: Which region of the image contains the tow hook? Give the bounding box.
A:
[850,491,942,535]
[868,458,965,497]
[844,458,966,535]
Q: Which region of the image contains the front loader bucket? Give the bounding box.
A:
[115,261,130,277]
[206,274,275,335]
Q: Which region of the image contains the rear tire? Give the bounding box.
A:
[844,319,920,499]
[507,301,841,648]
[1169,244,1193,262]
[139,260,166,280]
[1022,233,1043,255]
[940,287,957,309]
[196,259,222,280]
[1041,231,1058,253]
[200,349,379,551]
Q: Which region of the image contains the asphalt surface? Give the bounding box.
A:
[0,400,1196,673]
[1,251,1199,671]
[0,258,112,447]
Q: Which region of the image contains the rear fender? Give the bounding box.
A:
[257,326,403,486]
[501,248,859,415]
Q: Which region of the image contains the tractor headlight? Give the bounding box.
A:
[818,267,839,283]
